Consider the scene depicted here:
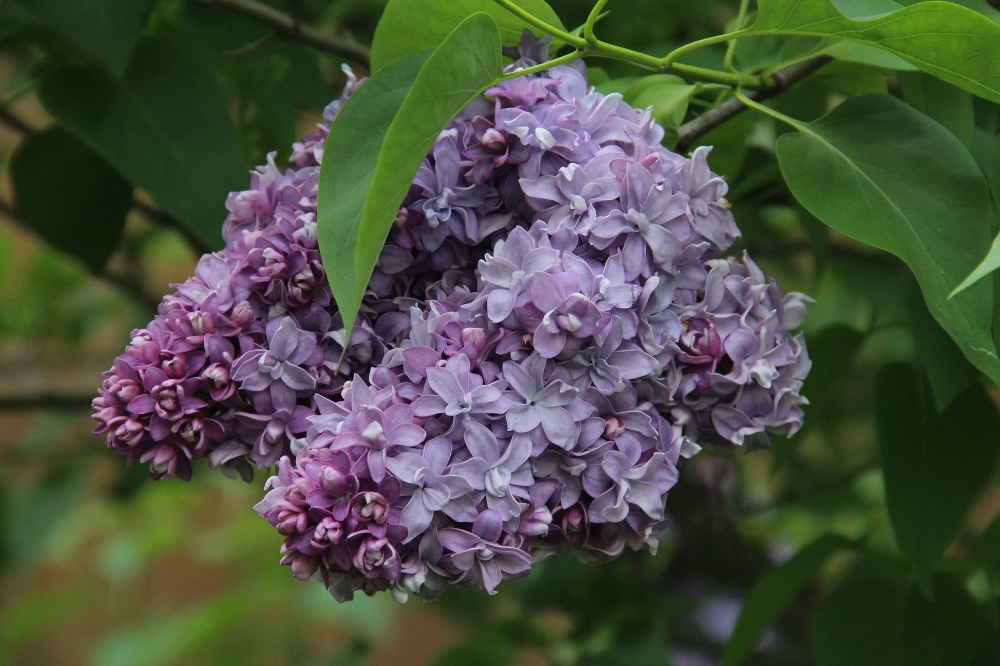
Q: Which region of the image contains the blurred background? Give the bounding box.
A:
[1,1,998,665]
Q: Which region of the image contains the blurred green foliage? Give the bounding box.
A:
[0,0,999,664]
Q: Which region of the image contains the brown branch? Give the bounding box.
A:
[675,56,833,152]
[0,393,96,411]
[195,0,371,66]
[0,107,212,256]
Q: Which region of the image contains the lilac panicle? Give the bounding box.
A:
[94,30,812,603]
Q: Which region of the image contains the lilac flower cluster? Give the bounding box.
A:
[94,34,812,602]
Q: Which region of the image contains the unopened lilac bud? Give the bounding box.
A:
[313,517,344,546]
[562,504,586,534]
[110,379,142,404]
[393,208,409,228]
[604,416,626,439]
[293,265,317,291]
[275,507,309,536]
[481,128,506,152]
[94,405,124,424]
[293,218,317,246]
[282,551,320,580]
[202,363,230,389]
[352,492,390,525]
[231,301,254,328]
[187,311,214,336]
[161,353,188,379]
[518,504,553,537]
[318,466,350,497]
[114,418,145,447]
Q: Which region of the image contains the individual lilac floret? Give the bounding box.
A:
[97,29,813,604]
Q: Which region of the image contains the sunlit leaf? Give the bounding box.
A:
[900,72,975,145]
[318,14,502,345]
[775,93,1000,383]
[370,0,563,71]
[748,0,1000,103]
[952,129,1000,296]
[3,0,151,75]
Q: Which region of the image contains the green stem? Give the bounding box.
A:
[583,0,610,44]
[491,0,587,48]
[724,0,752,72]
[497,49,587,82]
[661,30,748,70]
[491,0,767,89]
[733,89,808,131]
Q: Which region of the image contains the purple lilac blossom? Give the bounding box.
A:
[93,30,812,602]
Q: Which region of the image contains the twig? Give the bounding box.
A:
[0,393,96,411]
[0,106,32,135]
[0,106,212,256]
[0,199,160,311]
[222,30,278,58]
[131,201,211,255]
[196,0,371,66]
[675,56,832,152]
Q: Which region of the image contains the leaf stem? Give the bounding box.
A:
[583,0,610,44]
[733,88,808,132]
[661,31,748,71]
[497,50,588,82]
[491,0,767,89]
[724,0,753,72]
[491,0,588,48]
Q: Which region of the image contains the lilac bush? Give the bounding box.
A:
[93,33,812,602]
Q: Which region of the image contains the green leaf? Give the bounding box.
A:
[900,575,982,666]
[370,0,563,71]
[4,0,151,75]
[317,50,431,342]
[774,93,1000,384]
[900,72,975,145]
[10,128,131,273]
[38,40,248,252]
[629,78,696,130]
[810,574,907,666]
[876,364,1000,580]
[810,572,981,666]
[952,129,1000,296]
[721,534,859,666]
[319,14,502,345]
[748,0,1000,104]
[903,276,978,413]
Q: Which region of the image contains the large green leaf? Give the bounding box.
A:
[876,364,1000,580]
[319,14,503,344]
[10,128,132,273]
[899,72,975,145]
[38,40,248,252]
[810,573,982,666]
[317,50,431,336]
[370,0,563,71]
[810,574,906,666]
[952,129,1000,296]
[904,281,978,413]
[747,0,1000,104]
[900,575,982,666]
[721,534,859,666]
[774,93,1000,384]
[4,0,151,75]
